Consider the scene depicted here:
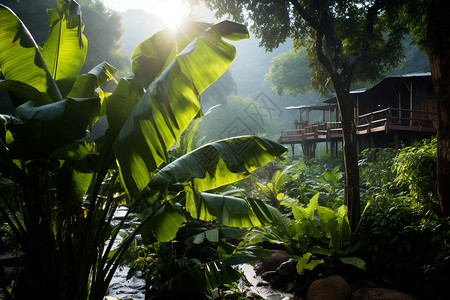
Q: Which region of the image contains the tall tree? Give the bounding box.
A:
[197,0,405,230]
[392,0,450,216]
[425,0,450,216]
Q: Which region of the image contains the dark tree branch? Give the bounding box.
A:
[353,0,384,66]
[289,0,332,73]
[289,0,319,30]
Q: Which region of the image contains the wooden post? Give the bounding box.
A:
[329,104,332,123]
[394,135,400,150]
[357,95,360,125]
[410,80,413,127]
[291,144,295,157]
[306,108,310,127]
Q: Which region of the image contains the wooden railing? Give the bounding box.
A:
[357,107,437,133]
[279,107,437,144]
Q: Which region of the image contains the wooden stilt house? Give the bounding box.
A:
[278,72,437,157]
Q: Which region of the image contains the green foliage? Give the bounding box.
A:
[393,138,438,212]
[199,0,406,93]
[359,148,402,203]
[265,49,312,96]
[355,200,450,299]
[0,0,129,73]
[266,37,429,97]
[125,221,255,299]
[0,1,288,298]
[242,193,364,280]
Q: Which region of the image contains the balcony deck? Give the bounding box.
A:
[278,107,437,145]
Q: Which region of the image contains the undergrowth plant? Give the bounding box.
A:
[393,138,438,213]
[241,193,365,288]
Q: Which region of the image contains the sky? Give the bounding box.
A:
[102,0,212,25]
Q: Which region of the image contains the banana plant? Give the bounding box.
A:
[0,1,287,299]
[123,136,287,296]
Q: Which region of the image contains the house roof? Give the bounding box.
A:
[322,72,431,104]
[285,103,338,111]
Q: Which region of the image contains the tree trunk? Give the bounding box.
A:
[334,80,361,232]
[426,0,450,216]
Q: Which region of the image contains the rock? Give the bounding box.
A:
[307,275,351,300]
[351,288,416,300]
[260,250,290,273]
[246,291,264,299]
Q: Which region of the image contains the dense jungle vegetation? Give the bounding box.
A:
[0,0,449,300]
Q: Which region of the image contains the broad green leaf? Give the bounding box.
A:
[50,141,97,160]
[339,257,366,270]
[296,252,324,275]
[0,80,46,107]
[192,232,206,244]
[306,193,320,220]
[213,20,250,41]
[0,5,61,102]
[317,206,341,250]
[140,202,186,243]
[114,23,250,200]
[105,21,213,137]
[309,246,334,256]
[106,78,141,134]
[336,205,351,246]
[280,198,300,208]
[246,197,277,225]
[192,229,219,244]
[149,136,287,193]
[184,192,262,227]
[306,259,324,271]
[68,62,117,98]
[10,97,99,157]
[291,215,323,239]
[41,6,87,97]
[296,252,312,275]
[131,21,211,89]
[56,161,93,204]
[205,228,219,243]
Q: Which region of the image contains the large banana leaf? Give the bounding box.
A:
[41,3,87,97]
[68,62,117,98]
[114,22,250,200]
[139,202,187,243]
[186,192,263,227]
[0,80,45,107]
[107,21,235,134]
[148,136,286,225]
[10,97,100,158]
[0,5,61,103]
[131,21,210,89]
[149,136,287,192]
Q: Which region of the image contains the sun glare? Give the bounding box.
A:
[149,0,190,29]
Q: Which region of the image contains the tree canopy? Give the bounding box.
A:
[199,0,406,91]
[197,0,416,230]
[266,37,430,97]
